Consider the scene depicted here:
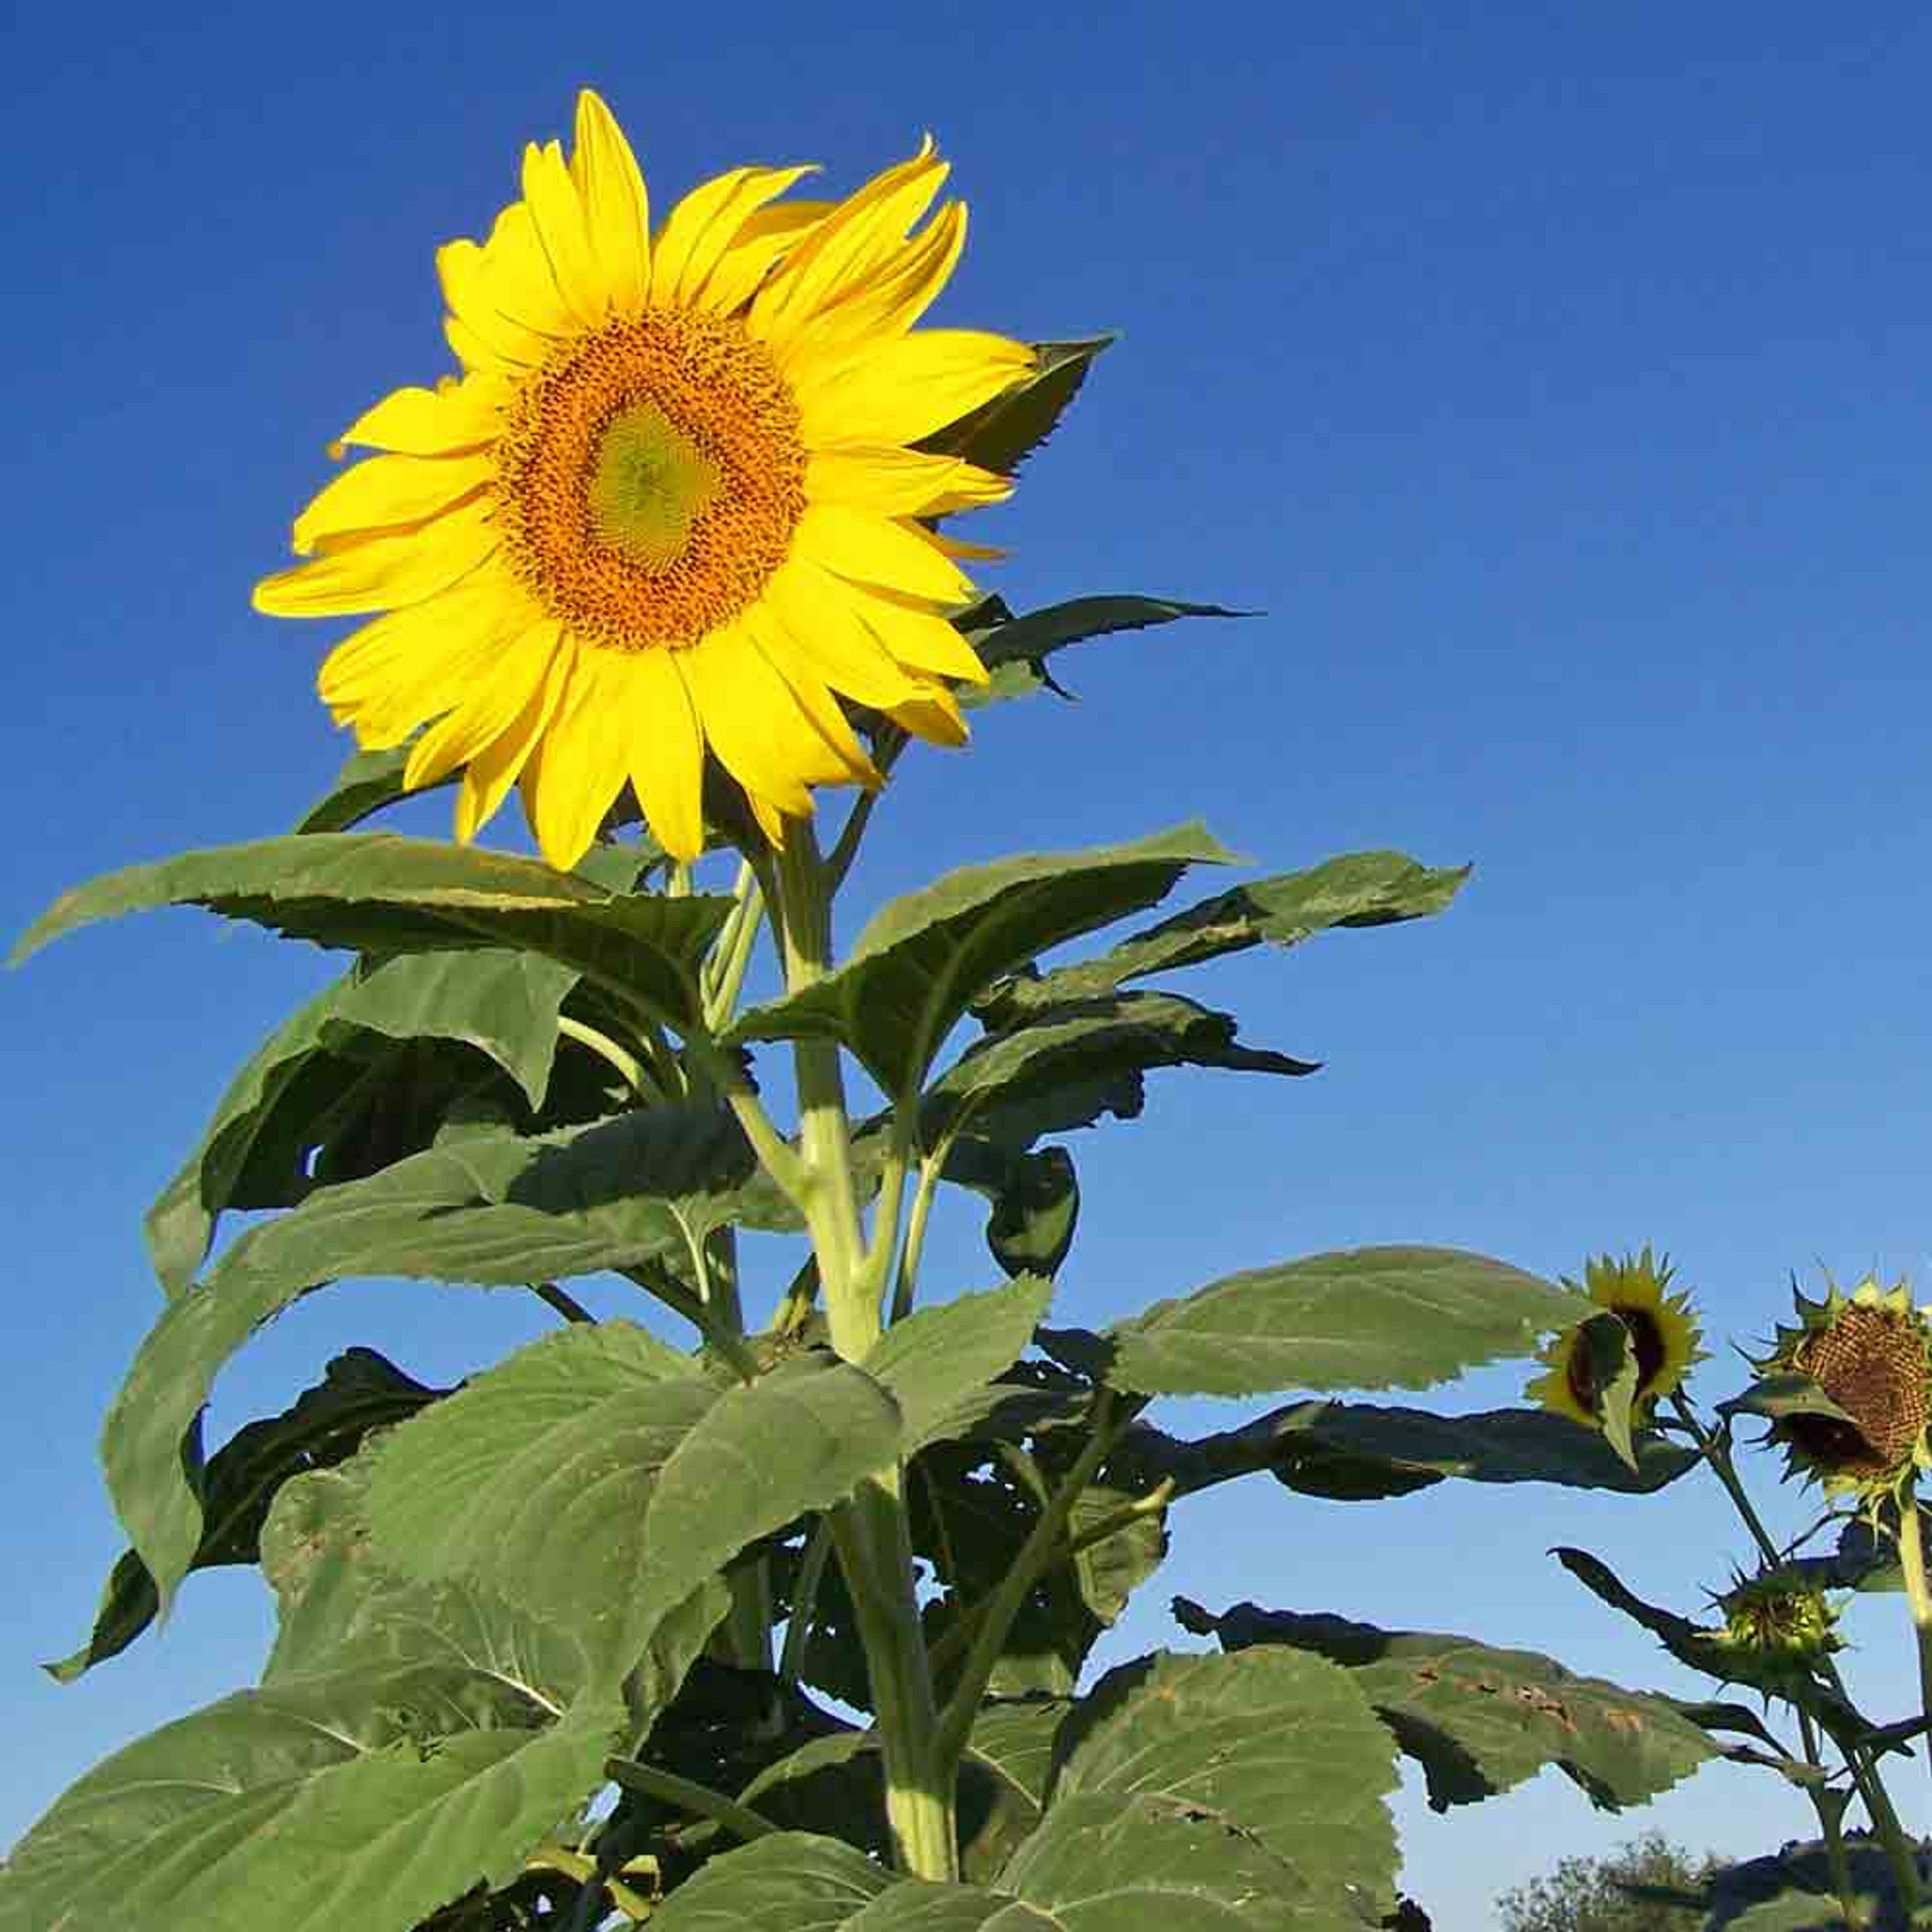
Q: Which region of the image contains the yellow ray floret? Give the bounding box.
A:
[1527,1247,1705,1430]
[255,89,1033,867]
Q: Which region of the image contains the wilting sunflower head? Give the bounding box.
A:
[1709,1567,1844,1690]
[1757,1274,1932,1508]
[1526,1246,1705,1430]
[255,91,1035,869]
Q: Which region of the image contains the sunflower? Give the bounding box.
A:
[1757,1275,1932,1509]
[255,91,1032,868]
[1527,1247,1703,1429]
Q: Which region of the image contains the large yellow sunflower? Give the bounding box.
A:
[255,91,1032,868]
[1527,1247,1703,1429]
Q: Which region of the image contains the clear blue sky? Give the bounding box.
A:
[7,4,1932,1924]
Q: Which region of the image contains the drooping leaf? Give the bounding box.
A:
[1229,1399,1700,1499]
[1721,1372,1860,1426]
[864,1276,1054,1453]
[0,1660,623,1932]
[982,1147,1081,1279]
[48,1346,438,1683]
[146,949,579,1295]
[103,1106,776,1614]
[365,1326,902,1682]
[1061,1245,1586,1399]
[728,824,1235,1095]
[996,1790,1343,1928]
[960,592,1247,709]
[923,991,1315,1146]
[14,832,731,1034]
[921,337,1111,478]
[1174,1596,1720,1814]
[1049,1647,1401,1914]
[979,851,1471,1023]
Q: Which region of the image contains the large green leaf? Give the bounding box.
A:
[0,1659,623,1932]
[864,1276,1054,1453]
[14,832,731,1034]
[1167,1398,1700,1501]
[1050,1647,1400,1914]
[996,1791,1342,1928]
[961,593,1247,709]
[924,991,1315,1144]
[728,824,1234,1095]
[1174,1598,1720,1813]
[51,1347,438,1684]
[147,948,579,1295]
[1703,1840,1903,1930]
[365,1325,902,1682]
[921,337,1110,479]
[1060,1245,1586,1399]
[980,851,1470,1023]
[103,1106,774,1614]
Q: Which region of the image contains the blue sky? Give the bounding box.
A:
[7,3,1932,1924]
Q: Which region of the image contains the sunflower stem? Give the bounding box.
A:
[1896,1493,1932,1790]
[769,816,955,1881]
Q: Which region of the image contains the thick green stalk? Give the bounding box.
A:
[1896,1496,1932,1786]
[769,819,956,1879]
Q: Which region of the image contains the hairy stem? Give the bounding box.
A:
[605,1756,777,1844]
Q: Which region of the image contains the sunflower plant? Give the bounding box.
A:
[0,91,1849,1932]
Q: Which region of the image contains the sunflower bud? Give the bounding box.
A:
[1709,1567,1844,1691]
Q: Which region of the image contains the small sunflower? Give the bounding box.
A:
[1757,1275,1932,1509]
[256,91,1033,869]
[1527,1247,1704,1429]
[1709,1567,1844,1691]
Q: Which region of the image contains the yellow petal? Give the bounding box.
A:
[569,90,650,314]
[681,623,846,814]
[518,647,631,869]
[743,607,880,786]
[761,560,929,710]
[317,580,522,743]
[330,375,509,459]
[476,202,577,336]
[254,500,497,617]
[884,690,969,747]
[653,165,818,311]
[804,447,1010,520]
[405,621,568,789]
[621,649,706,862]
[743,785,792,848]
[693,191,834,315]
[445,312,524,375]
[750,143,947,343]
[455,638,574,841]
[795,503,976,605]
[438,236,555,368]
[850,589,989,684]
[792,330,1034,448]
[803,201,966,352]
[522,138,607,327]
[928,531,1005,562]
[292,453,494,555]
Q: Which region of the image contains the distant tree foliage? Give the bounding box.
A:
[1497,1832,1720,1932]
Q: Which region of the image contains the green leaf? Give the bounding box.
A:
[0,1662,623,1932]
[48,1347,438,1684]
[979,851,1471,1023]
[1069,1245,1586,1399]
[365,1326,902,1682]
[1255,1400,1700,1498]
[865,1276,1054,1453]
[296,743,454,834]
[982,1147,1080,1279]
[996,1791,1342,1928]
[14,831,730,1035]
[147,948,578,1296]
[645,1829,888,1928]
[1703,1839,1904,1930]
[960,593,1247,709]
[728,823,1235,1095]
[1048,1647,1401,1915]
[1721,1372,1860,1426]
[920,336,1111,478]
[924,991,1315,1146]
[104,1106,773,1614]
[1173,1597,1720,1814]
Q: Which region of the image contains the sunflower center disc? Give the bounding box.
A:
[494,308,808,652]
